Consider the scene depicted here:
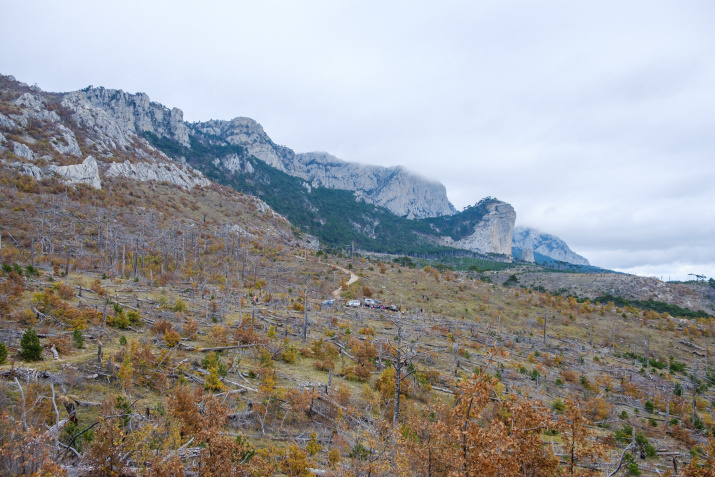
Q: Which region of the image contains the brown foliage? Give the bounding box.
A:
[90,279,106,297]
[154,319,174,336]
[399,374,605,477]
[234,326,266,345]
[0,412,67,476]
[681,436,715,476]
[55,282,74,299]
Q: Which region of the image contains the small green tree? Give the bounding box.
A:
[72,329,85,349]
[0,342,7,364]
[20,328,42,361]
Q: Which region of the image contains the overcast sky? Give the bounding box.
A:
[2,1,714,280]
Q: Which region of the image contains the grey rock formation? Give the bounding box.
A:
[196,117,292,171]
[13,141,35,160]
[292,152,455,219]
[105,160,211,189]
[512,227,590,265]
[518,246,535,263]
[51,125,82,157]
[194,118,455,218]
[51,156,102,189]
[61,92,137,151]
[7,156,102,189]
[0,113,18,129]
[221,153,254,175]
[10,162,44,180]
[74,87,190,147]
[10,83,455,220]
[439,201,516,255]
[14,92,45,110]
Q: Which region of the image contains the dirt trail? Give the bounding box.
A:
[332,266,359,300]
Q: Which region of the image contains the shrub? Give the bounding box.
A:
[0,342,7,364]
[55,282,74,299]
[281,344,298,364]
[163,330,181,347]
[614,424,634,443]
[20,328,42,361]
[72,328,85,349]
[172,298,187,312]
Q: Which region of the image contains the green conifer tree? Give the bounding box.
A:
[20,328,42,361]
[72,328,85,349]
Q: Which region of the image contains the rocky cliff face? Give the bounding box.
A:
[438,201,516,256]
[64,89,457,219]
[518,246,535,263]
[8,156,102,189]
[291,152,455,218]
[68,87,191,148]
[105,160,211,189]
[0,75,211,191]
[512,227,590,265]
[192,118,456,218]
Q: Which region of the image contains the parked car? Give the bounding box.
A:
[321,299,335,306]
[346,300,362,308]
[363,298,381,307]
[387,305,399,312]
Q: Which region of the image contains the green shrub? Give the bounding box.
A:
[614,424,633,443]
[551,399,565,413]
[0,342,7,364]
[20,328,42,361]
[72,329,85,349]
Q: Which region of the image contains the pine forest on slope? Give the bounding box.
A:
[142,131,500,256]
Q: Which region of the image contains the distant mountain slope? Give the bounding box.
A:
[142,130,511,255]
[0,74,514,257]
[512,227,589,266]
[192,118,456,219]
[61,94,456,219]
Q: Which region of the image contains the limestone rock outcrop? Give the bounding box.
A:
[105,160,211,189]
[6,156,102,189]
[438,201,516,255]
[518,246,535,263]
[193,118,456,219]
[291,152,455,219]
[69,87,190,147]
[51,156,102,189]
[196,117,292,171]
[512,227,590,265]
[55,87,456,219]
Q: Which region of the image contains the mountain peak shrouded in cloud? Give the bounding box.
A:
[512,226,590,266]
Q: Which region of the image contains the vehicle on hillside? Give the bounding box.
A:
[321,299,335,306]
[346,300,361,308]
[363,298,381,308]
[387,305,399,312]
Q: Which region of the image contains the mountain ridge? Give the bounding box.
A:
[0,74,590,263]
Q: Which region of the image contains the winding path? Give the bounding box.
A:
[331,266,359,300]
